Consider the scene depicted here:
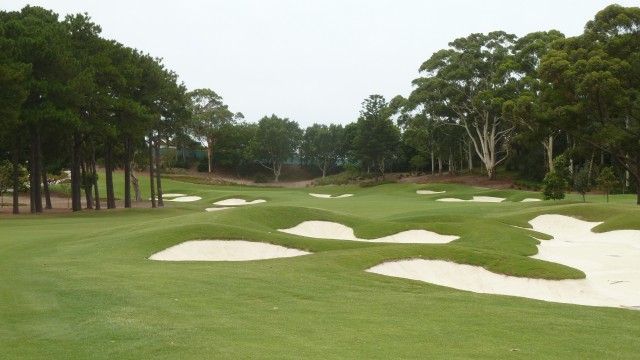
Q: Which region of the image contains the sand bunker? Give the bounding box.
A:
[161,193,186,198]
[417,190,446,195]
[213,199,266,206]
[521,198,542,202]
[166,196,202,202]
[437,196,505,203]
[204,207,232,212]
[149,240,310,261]
[368,214,640,309]
[309,193,354,198]
[279,221,459,244]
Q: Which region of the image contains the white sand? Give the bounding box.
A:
[416,190,446,195]
[368,214,640,309]
[166,196,202,202]
[204,207,232,212]
[437,196,505,203]
[213,198,266,206]
[521,198,542,202]
[161,193,186,198]
[279,221,459,244]
[149,240,311,261]
[309,193,354,198]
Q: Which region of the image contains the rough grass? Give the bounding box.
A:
[2,181,640,359]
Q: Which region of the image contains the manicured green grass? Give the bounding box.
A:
[2,181,640,359]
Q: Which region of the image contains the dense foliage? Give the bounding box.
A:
[2,4,639,210]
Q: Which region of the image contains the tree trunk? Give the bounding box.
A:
[130,165,141,202]
[487,165,497,181]
[123,136,132,208]
[90,135,100,210]
[41,166,52,210]
[378,158,386,180]
[105,140,116,209]
[431,150,435,175]
[155,136,164,207]
[149,134,157,209]
[12,141,20,215]
[449,152,454,175]
[81,160,93,209]
[468,141,473,174]
[39,138,52,210]
[71,132,83,212]
[543,135,554,172]
[30,127,43,213]
[29,140,36,213]
[207,137,213,173]
[273,162,282,182]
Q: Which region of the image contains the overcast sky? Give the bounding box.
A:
[4,1,638,127]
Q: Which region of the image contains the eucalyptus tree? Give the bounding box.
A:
[540,4,640,204]
[301,123,345,178]
[187,88,239,173]
[412,31,518,180]
[503,30,565,173]
[253,114,302,182]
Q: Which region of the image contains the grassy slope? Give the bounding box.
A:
[2,181,640,359]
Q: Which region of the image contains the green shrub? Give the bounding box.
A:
[542,171,567,201]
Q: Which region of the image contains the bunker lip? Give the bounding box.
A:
[368,214,640,309]
[149,240,310,261]
[279,220,458,244]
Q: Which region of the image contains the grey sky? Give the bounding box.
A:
[4,1,638,127]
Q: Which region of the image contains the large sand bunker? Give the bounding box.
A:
[368,215,640,309]
[437,196,505,203]
[213,199,266,206]
[149,240,310,261]
[279,221,459,244]
[309,193,354,198]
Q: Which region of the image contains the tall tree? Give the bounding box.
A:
[540,5,640,204]
[301,123,345,178]
[503,30,565,173]
[187,88,238,172]
[213,121,257,176]
[352,95,401,179]
[253,114,302,182]
[412,32,518,180]
[0,10,30,214]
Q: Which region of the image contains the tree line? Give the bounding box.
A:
[398,4,639,204]
[1,4,639,212]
